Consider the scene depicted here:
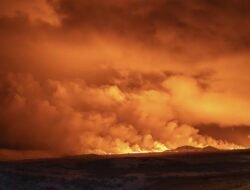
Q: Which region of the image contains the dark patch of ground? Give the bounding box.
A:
[0,150,250,190]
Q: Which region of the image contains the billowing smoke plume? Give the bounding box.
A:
[0,0,250,159]
[0,72,244,158]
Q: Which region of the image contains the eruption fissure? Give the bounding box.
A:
[0,0,250,160]
[0,73,244,157]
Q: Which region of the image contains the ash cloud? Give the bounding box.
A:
[0,73,245,158]
[0,0,250,159]
[54,0,250,55]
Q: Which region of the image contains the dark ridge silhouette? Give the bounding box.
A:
[170,146,203,152]
[202,146,220,152]
[168,145,220,153]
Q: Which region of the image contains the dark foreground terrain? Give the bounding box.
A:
[0,149,250,190]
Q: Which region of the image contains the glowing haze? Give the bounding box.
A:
[0,0,250,160]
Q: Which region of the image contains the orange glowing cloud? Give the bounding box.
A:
[0,0,250,160]
[0,0,60,25]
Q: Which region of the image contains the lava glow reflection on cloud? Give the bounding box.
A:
[0,0,250,160]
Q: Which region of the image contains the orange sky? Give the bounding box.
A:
[0,0,249,160]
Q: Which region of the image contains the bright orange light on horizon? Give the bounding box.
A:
[0,0,250,160]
